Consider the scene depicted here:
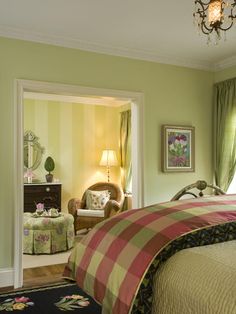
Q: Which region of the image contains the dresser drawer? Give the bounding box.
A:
[24,184,62,212]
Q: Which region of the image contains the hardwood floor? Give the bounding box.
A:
[0,235,84,294]
[23,263,67,287]
[0,263,68,293]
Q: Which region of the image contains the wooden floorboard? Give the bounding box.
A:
[0,263,68,293]
[23,263,67,288]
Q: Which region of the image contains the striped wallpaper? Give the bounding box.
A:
[24,98,127,211]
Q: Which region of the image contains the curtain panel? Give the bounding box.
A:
[213,78,236,191]
[120,110,132,194]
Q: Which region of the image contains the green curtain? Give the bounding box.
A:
[120,110,132,193]
[213,78,236,191]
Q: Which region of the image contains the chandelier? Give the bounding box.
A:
[194,0,236,43]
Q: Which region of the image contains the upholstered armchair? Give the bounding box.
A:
[68,182,124,233]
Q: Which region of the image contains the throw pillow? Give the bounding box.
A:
[86,190,110,210]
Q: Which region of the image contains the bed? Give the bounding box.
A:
[152,239,236,314]
[64,192,236,314]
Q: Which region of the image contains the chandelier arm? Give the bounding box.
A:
[218,2,236,31]
[195,0,211,7]
[218,21,234,31]
[197,10,207,19]
[230,2,236,17]
[196,1,210,14]
[201,23,213,34]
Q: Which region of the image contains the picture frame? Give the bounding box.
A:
[162,125,195,172]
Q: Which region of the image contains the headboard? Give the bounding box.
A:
[171,180,225,201]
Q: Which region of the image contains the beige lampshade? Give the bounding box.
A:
[99,150,118,167]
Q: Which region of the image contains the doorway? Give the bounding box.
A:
[14,79,144,288]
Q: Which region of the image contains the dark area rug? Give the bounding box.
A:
[0,282,101,313]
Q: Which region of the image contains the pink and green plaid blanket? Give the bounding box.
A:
[64,194,236,314]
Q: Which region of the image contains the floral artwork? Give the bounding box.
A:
[54,294,90,311]
[168,132,190,167]
[0,296,34,311]
[162,125,195,172]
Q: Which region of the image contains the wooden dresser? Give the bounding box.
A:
[24,183,62,212]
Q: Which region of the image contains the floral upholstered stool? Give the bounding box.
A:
[23,212,74,254]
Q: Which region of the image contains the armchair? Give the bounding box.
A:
[68,182,124,233]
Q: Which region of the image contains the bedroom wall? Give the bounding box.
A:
[0,36,214,269]
[214,65,236,82]
[24,99,121,210]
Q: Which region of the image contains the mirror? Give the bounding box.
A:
[24,130,44,170]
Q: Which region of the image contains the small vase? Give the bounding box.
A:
[27,176,32,184]
[45,173,53,183]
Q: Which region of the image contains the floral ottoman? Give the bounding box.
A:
[23,213,74,254]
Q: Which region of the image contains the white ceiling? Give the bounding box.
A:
[0,0,236,71]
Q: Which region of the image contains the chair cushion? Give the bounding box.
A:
[77,209,105,218]
[86,190,110,210]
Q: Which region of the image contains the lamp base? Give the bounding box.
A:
[107,166,111,182]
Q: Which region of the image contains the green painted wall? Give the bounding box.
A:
[0,36,214,268]
[214,65,236,83]
[24,99,121,211]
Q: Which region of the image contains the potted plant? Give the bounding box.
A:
[44,156,55,183]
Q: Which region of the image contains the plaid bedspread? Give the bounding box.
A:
[64,194,236,314]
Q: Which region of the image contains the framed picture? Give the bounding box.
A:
[162,125,195,172]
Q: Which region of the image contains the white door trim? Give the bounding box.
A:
[14,79,144,288]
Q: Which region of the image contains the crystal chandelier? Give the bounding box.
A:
[194,0,236,44]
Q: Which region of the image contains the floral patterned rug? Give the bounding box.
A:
[0,282,101,313]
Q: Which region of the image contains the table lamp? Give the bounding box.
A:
[99,149,118,182]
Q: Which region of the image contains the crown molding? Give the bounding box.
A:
[2,25,235,72]
[0,25,213,71]
[213,55,236,71]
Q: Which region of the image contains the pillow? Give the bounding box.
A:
[86,190,110,210]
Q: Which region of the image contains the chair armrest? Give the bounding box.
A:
[68,198,85,217]
[104,200,121,218]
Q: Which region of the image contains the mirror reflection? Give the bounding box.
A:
[24,130,44,170]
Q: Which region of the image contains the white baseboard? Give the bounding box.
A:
[0,268,14,288]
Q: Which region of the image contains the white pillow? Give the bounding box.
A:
[86,190,110,210]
